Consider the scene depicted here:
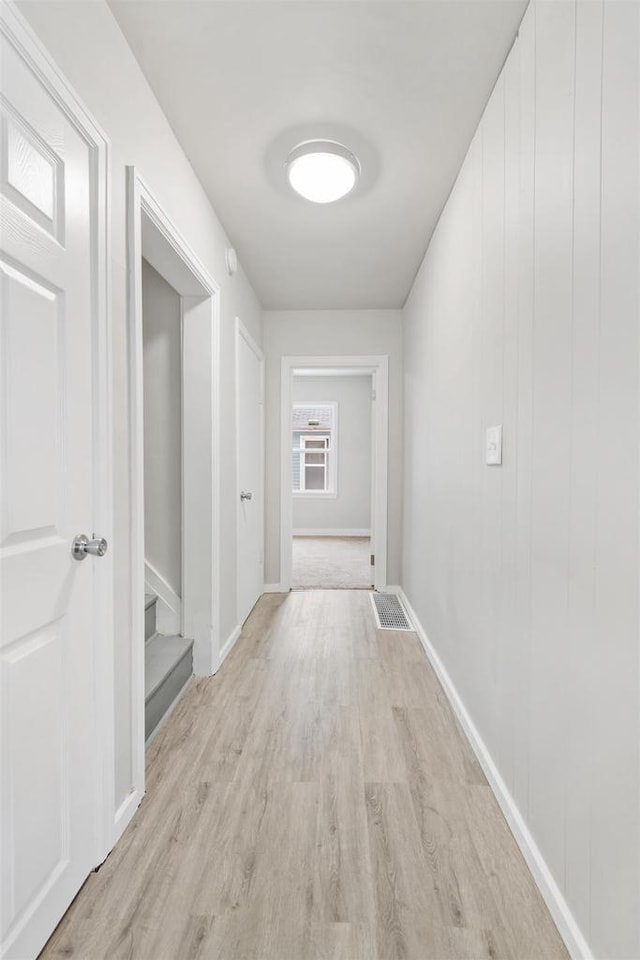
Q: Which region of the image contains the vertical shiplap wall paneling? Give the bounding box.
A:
[456,145,479,718]
[565,0,602,942]
[529,0,576,892]
[468,131,484,714]
[512,3,536,821]
[500,44,522,800]
[480,77,506,762]
[591,1,639,955]
[401,0,640,955]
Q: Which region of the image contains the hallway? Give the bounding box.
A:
[41,591,566,960]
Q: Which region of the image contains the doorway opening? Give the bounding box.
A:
[126,169,221,820]
[140,260,191,741]
[280,356,389,592]
[290,374,373,589]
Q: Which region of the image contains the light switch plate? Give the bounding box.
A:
[486,425,502,465]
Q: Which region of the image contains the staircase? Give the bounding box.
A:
[145,593,193,741]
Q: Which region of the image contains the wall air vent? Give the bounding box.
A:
[370,592,413,631]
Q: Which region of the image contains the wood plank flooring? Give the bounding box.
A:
[40,590,568,960]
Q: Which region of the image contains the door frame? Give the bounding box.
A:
[126,167,221,821]
[0,0,114,917]
[280,355,389,591]
[235,318,265,630]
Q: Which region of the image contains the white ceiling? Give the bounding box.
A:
[110,0,527,309]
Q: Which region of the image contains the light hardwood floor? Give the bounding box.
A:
[41,591,568,960]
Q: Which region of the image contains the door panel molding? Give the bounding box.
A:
[0,3,112,957]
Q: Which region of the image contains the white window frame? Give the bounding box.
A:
[299,434,330,492]
[292,401,338,499]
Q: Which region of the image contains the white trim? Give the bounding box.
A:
[397,587,592,960]
[127,168,221,826]
[281,356,388,591]
[294,366,373,378]
[0,3,114,954]
[263,583,289,593]
[637,13,640,959]
[125,167,146,823]
[113,788,141,846]
[298,434,332,493]
[235,317,265,628]
[293,528,371,537]
[219,624,242,668]
[144,560,181,636]
[183,292,220,676]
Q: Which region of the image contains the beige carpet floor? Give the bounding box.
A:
[292,536,372,589]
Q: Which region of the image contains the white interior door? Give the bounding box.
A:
[236,320,264,626]
[0,18,109,960]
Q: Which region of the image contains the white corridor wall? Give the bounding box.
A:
[401,2,639,958]
[142,260,182,597]
[263,309,403,586]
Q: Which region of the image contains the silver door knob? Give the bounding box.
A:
[240,491,253,501]
[72,534,108,561]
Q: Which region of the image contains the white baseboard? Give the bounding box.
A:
[113,787,142,846]
[145,559,181,635]
[293,528,371,537]
[263,583,289,593]
[397,587,592,960]
[218,624,241,669]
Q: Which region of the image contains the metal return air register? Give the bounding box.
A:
[370,592,413,631]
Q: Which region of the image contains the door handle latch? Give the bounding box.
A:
[240,491,253,501]
[72,534,108,561]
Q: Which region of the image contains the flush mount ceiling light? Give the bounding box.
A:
[285,140,360,204]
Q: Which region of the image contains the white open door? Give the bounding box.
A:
[236,319,264,626]
[0,8,111,959]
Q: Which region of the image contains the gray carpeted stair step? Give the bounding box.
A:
[145,593,157,643]
[145,633,193,741]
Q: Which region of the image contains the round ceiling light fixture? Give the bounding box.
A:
[285,140,360,204]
